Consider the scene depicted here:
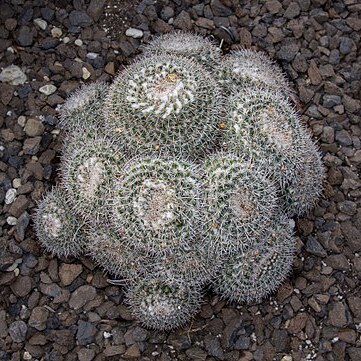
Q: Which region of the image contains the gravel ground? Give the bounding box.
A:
[0,0,360,360]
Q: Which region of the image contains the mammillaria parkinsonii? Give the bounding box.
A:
[34,31,324,330]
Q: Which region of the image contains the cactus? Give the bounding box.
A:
[126,276,202,330]
[283,135,325,215]
[87,228,214,285]
[223,88,307,188]
[86,228,149,281]
[110,157,203,255]
[103,55,223,157]
[203,154,279,254]
[218,49,295,100]
[32,32,324,330]
[141,31,222,71]
[33,187,85,257]
[58,82,108,132]
[61,131,124,222]
[213,217,296,303]
[223,88,324,216]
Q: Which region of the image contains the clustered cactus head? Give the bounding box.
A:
[203,154,279,254]
[86,228,150,280]
[34,187,85,257]
[214,217,296,303]
[58,82,108,132]
[223,87,325,215]
[141,31,222,70]
[61,131,124,222]
[126,277,202,330]
[103,55,222,157]
[219,49,295,101]
[33,31,324,330]
[283,136,325,215]
[110,157,203,254]
[224,88,303,186]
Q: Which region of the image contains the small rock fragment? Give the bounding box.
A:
[16,212,30,241]
[5,188,16,205]
[0,65,27,85]
[39,84,57,96]
[125,28,144,39]
[24,118,45,137]
[8,321,27,343]
[34,18,47,30]
[51,27,62,38]
[69,285,97,310]
[77,320,97,345]
[69,10,92,27]
[82,67,91,80]
[306,237,327,257]
[7,216,17,225]
[17,25,33,46]
[87,0,105,21]
[29,307,49,331]
[59,263,83,286]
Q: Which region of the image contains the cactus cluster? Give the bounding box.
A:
[34,32,324,330]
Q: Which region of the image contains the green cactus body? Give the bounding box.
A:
[61,131,124,222]
[86,228,150,281]
[218,49,294,100]
[141,31,222,71]
[147,246,219,286]
[224,88,308,188]
[34,187,84,257]
[104,55,223,157]
[110,157,203,255]
[126,277,202,330]
[203,154,279,254]
[283,135,325,216]
[87,225,216,285]
[58,82,108,132]
[32,32,325,331]
[214,217,296,303]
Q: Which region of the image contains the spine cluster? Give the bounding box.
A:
[34,31,324,330]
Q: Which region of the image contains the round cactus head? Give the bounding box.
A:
[110,157,203,255]
[31,31,325,331]
[33,187,85,257]
[126,277,202,330]
[214,217,296,303]
[141,31,222,70]
[61,131,124,222]
[149,246,219,286]
[284,135,325,216]
[219,49,294,100]
[58,82,108,132]
[104,54,223,157]
[87,227,215,286]
[203,154,279,254]
[224,88,307,187]
[86,228,149,281]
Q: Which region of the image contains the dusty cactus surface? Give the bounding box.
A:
[33,32,324,330]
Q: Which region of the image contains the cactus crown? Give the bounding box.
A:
[203,154,279,254]
[103,54,222,157]
[219,49,295,100]
[33,31,323,330]
[34,187,84,257]
[141,31,222,70]
[126,277,202,330]
[110,157,203,254]
[58,82,108,132]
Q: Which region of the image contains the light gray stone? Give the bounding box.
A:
[0,65,27,85]
[39,84,57,95]
[125,28,144,39]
